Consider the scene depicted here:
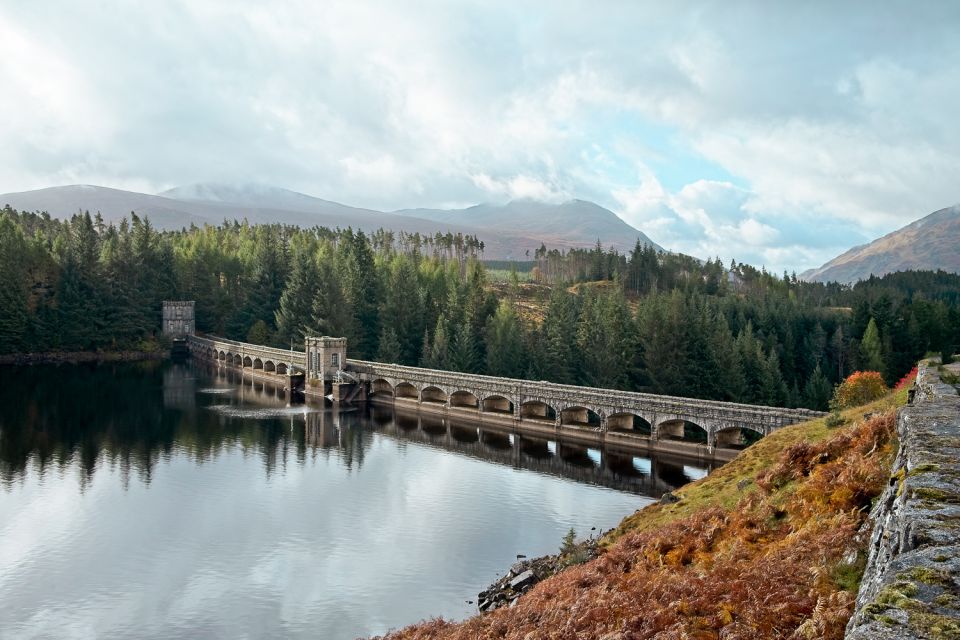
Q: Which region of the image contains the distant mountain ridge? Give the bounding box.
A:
[801,205,960,283]
[394,199,663,253]
[0,183,661,260]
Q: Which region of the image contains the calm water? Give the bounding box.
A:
[0,361,714,639]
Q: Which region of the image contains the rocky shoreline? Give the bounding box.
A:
[0,351,168,366]
[476,536,600,613]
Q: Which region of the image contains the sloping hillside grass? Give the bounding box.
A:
[374,389,907,640]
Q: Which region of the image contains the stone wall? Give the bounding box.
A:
[846,359,960,639]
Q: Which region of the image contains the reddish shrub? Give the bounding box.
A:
[894,366,918,391]
[833,371,888,409]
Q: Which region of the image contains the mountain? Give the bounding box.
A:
[0,183,662,259]
[394,199,662,253]
[802,205,960,283]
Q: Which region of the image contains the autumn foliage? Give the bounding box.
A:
[375,410,897,640]
[833,371,888,409]
[894,366,918,391]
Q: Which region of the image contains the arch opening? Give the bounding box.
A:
[420,386,448,405]
[715,426,763,450]
[658,419,708,444]
[520,400,556,422]
[607,413,652,435]
[233,354,242,366]
[264,360,276,373]
[449,390,479,409]
[395,382,418,400]
[482,395,514,414]
[276,363,288,375]
[559,406,602,428]
[242,356,253,368]
[370,379,395,397]
[253,358,263,370]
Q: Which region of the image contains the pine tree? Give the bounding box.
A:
[310,251,352,339]
[802,364,832,411]
[247,319,272,345]
[339,229,381,358]
[485,301,525,378]
[275,244,318,346]
[859,317,885,373]
[448,319,479,373]
[377,326,402,363]
[425,315,449,369]
[540,287,579,384]
[0,214,29,353]
[379,255,424,365]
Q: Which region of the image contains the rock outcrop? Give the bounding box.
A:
[846,359,960,638]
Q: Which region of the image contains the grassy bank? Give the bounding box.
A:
[375,389,908,640]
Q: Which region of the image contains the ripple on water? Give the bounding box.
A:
[197,388,235,395]
[204,404,319,419]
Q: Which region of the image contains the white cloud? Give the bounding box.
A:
[0,1,957,272]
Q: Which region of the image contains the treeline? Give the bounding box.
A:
[1,206,957,411]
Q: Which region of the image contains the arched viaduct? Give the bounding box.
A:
[187,334,825,453]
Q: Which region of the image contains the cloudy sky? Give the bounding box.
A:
[1,1,958,272]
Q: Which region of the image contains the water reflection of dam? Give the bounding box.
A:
[304,404,716,497]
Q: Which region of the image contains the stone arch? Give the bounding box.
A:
[218,350,226,361]
[276,362,288,375]
[395,382,419,400]
[481,394,514,414]
[233,354,242,366]
[449,390,479,409]
[607,412,653,435]
[559,405,602,428]
[520,400,556,422]
[420,386,448,405]
[370,378,395,397]
[656,418,708,444]
[264,360,276,372]
[253,358,263,370]
[242,355,253,367]
[715,425,764,450]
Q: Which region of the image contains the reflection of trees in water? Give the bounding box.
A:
[0,363,716,496]
[0,362,295,489]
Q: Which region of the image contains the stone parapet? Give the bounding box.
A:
[846,359,960,639]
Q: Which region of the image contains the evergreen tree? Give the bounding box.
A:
[274,243,318,346]
[247,319,272,345]
[860,317,885,372]
[310,252,351,339]
[339,229,381,358]
[377,326,402,363]
[425,315,449,369]
[802,364,833,411]
[379,255,423,365]
[540,287,579,384]
[485,301,525,377]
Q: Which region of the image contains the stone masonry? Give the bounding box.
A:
[846,359,960,639]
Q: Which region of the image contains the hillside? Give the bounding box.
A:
[395,199,662,254]
[376,390,907,640]
[802,205,960,283]
[0,184,661,260]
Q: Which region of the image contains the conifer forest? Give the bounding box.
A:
[1,206,957,412]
